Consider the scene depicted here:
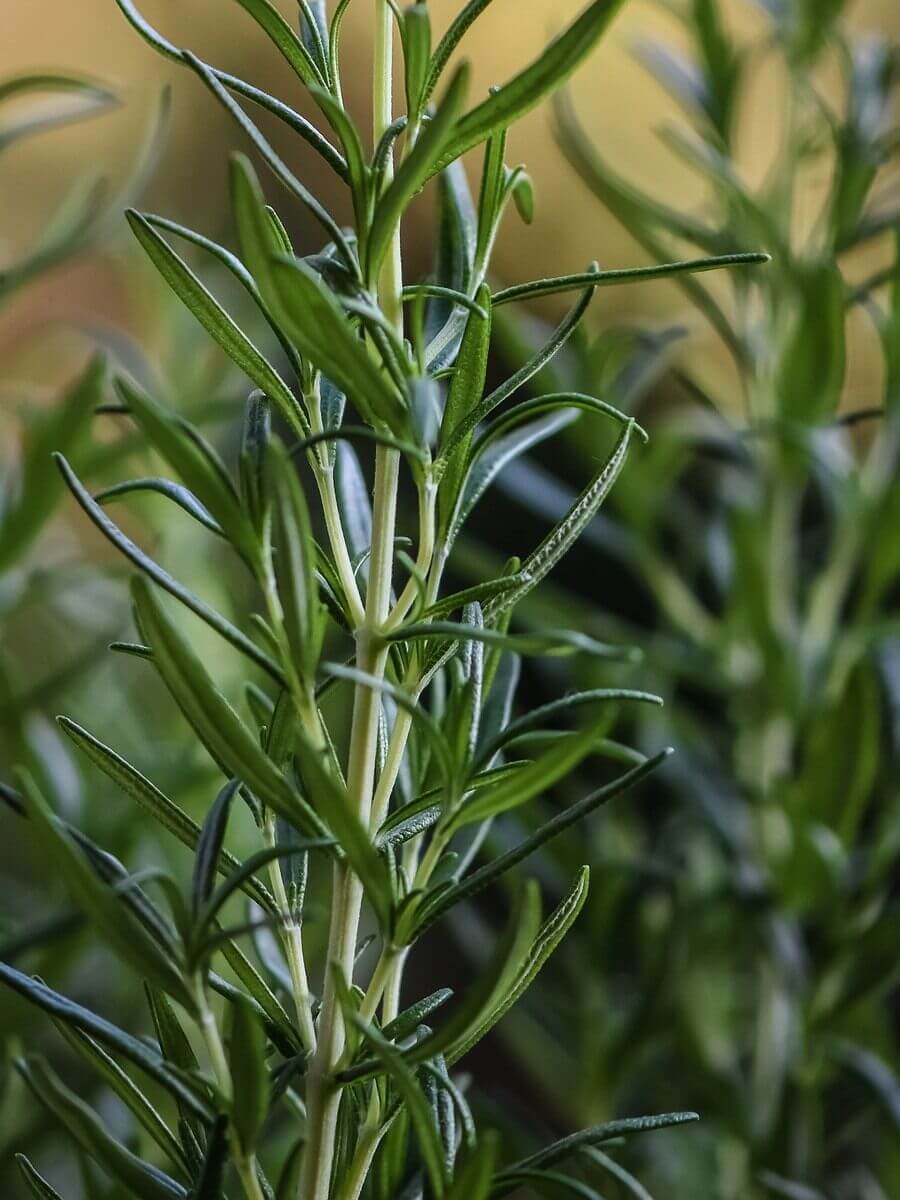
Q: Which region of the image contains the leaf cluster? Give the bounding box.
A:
[1,3,768,1198]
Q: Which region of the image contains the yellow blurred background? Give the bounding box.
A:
[2,0,898,401]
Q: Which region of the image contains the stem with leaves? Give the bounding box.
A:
[2,3,769,1199]
[300,8,404,1197]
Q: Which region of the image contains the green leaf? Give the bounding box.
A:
[228,155,309,397]
[495,1111,700,1181]
[323,662,455,786]
[267,256,406,432]
[446,866,591,1064]
[292,726,393,929]
[113,376,249,550]
[0,965,212,1119]
[197,842,331,941]
[55,454,282,684]
[424,1,495,105]
[299,1,329,69]
[231,0,325,88]
[145,984,199,1077]
[334,441,373,568]
[239,390,272,528]
[418,576,520,621]
[417,881,543,1063]
[553,93,748,365]
[310,85,370,230]
[389,621,633,662]
[113,0,346,177]
[582,1147,654,1200]
[451,411,576,543]
[193,781,239,917]
[0,71,113,107]
[193,1117,229,1200]
[183,53,353,265]
[402,4,433,120]
[449,1138,498,1200]
[228,994,270,1153]
[378,762,528,846]
[382,988,455,1042]
[51,1020,187,1173]
[491,252,770,306]
[58,717,275,913]
[510,169,535,224]
[437,282,596,467]
[0,355,104,572]
[94,477,224,536]
[269,439,325,682]
[367,63,469,284]
[432,0,626,175]
[480,689,662,762]
[131,576,328,840]
[472,394,643,460]
[140,211,258,302]
[426,160,478,354]
[0,73,116,153]
[15,1155,67,1200]
[16,1056,188,1200]
[215,940,301,1056]
[483,421,636,618]
[491,1169,602,1198]
[403,284,486,319]
[777,262,847,422]
[349,1017,449,1197]
[436,285,492,541]
[828,1038,900,1132]
[475,130,509,270]
[448,716,611,831]
[16,769,192,1008]
[416,752,670,932]
[126,212,300,434]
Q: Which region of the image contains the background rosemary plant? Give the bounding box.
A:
[0,1,771,1198]
[469,2,900,1197]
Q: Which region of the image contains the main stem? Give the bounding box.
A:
[299,8,402,1197]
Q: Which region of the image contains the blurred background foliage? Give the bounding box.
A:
[2,1,899,1198]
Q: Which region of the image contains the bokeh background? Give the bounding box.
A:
[2,3,899,1199]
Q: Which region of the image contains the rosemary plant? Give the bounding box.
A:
[3,2,765,1197]
[473,2,899,1197]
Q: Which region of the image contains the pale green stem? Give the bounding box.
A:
[300,448,399,1200]
[381,945,409,1024]
[372,530,446,834]
[318,466,367,628]
[257,553,327,1052]
[306,385,367,628]
[196,987,266,1200]
[413,824,448,892]
[369,706,414,836]
[337,1122,391,1200]
[365,535,449,1022]
[197,989,231,1095]
[359,943,398,1024]
[264,813,317,1052]
[300,10,408,1193]
[385,476,437,630]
